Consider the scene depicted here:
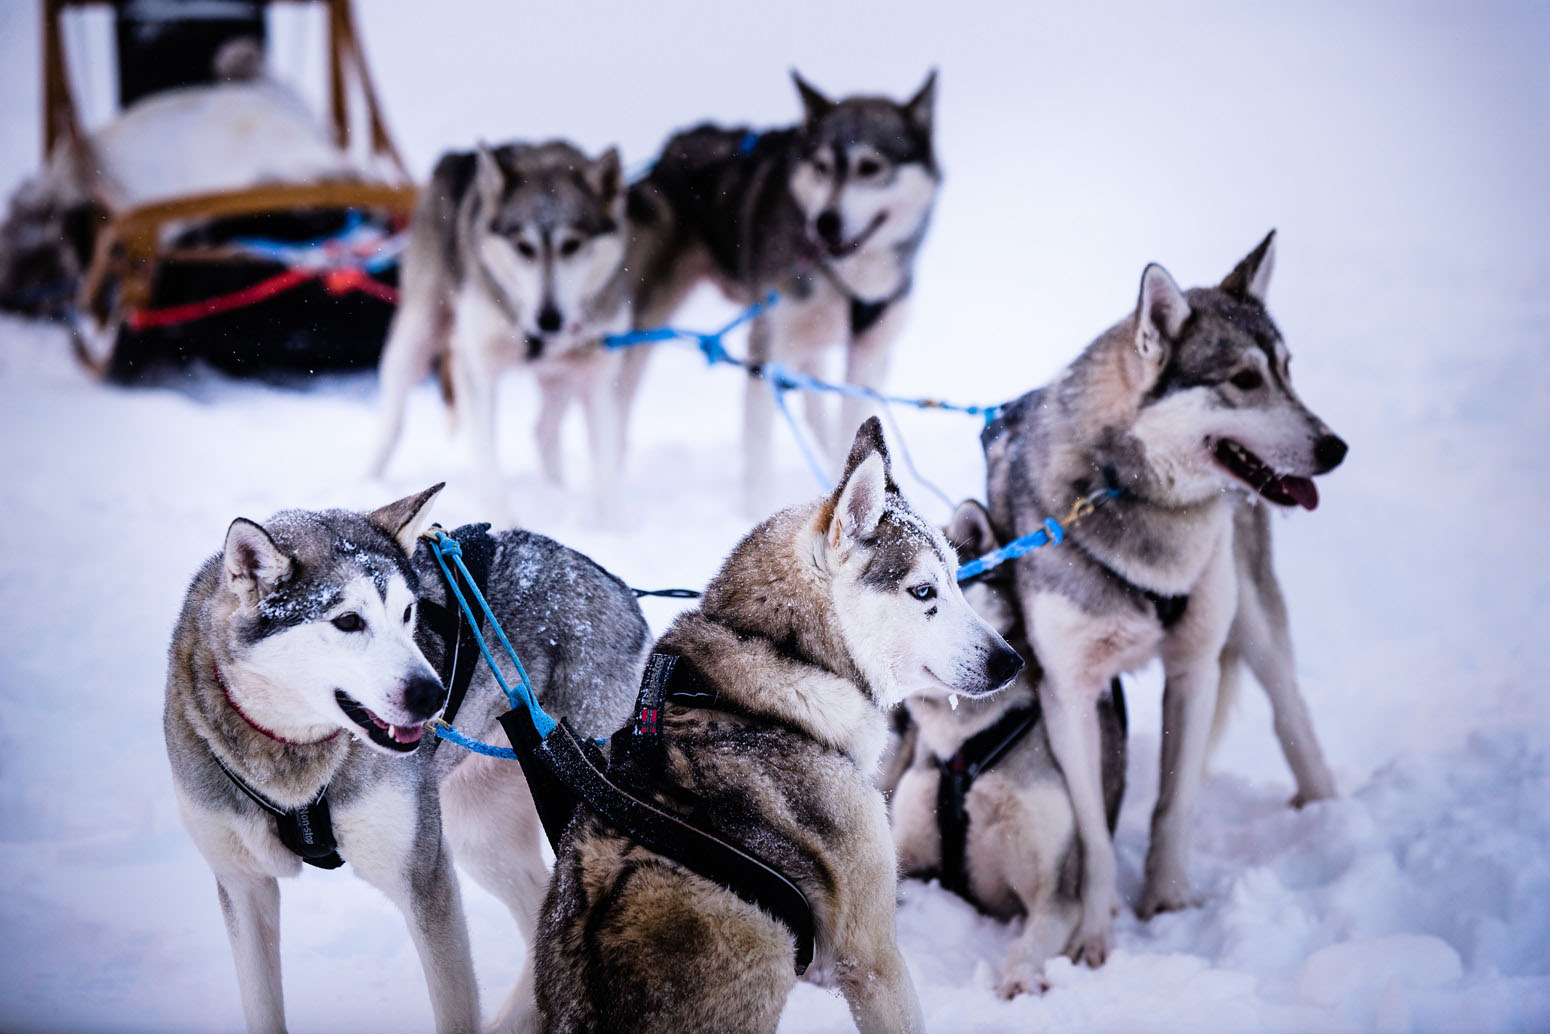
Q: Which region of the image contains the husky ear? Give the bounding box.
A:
[905,69,937,139]
[792,71,835,125]
[587,147,623,205]
[224,518,293,605]
[1219,229,1276,304]
[369,482,445,555]
[474,143,504,206]
[945,499,997,565]
[1134,262,1190,368]
[829,417,894,548]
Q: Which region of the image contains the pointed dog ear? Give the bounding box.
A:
[587,146,623,205]
[792,70,835,124]
[1134,262,1190,370]
[945,499,997,565]
[474,142,504,206]
[1219,229,1277,304]
[906,69,937,139]
[829,417,894,548]
[369,482,445,554]
[224,518,292,605]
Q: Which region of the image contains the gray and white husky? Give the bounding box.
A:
[533,418,1022,1034]
[891,499,1127,999]
[370,142,634,521]
[624,73,941,513]
[983,232,1347,966]
[163,484,649,1033]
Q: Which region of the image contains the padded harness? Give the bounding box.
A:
[499,652,817,974]
[933,678,1127,902]
[211,523,498,870]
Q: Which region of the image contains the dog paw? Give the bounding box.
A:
[997,966,1050,999]
[1137,879,1200,919]
[1063,925,1111,968]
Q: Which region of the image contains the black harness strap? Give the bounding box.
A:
[935,703,1042,899]
[499,653,817,974]
[418,523,498,751]
[211,753,345,870]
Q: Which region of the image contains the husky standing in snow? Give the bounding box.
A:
[983,232,1348,965]
[891,499,1128,998]
[533,418,1023,1034]
[622,73,941,513]
[370,142,635,522]
[163,484,649,1033]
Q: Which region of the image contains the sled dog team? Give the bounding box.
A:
[168,72,1348,1033]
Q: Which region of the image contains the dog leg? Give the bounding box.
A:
[836,299,908,469]
[533,369,572,487]
[1139,538,1236,919]
[742,313,777,517]
[996,783,1074,998]
[798,350,834,460]
[215,871,286,1034]
[449,320,510,524]
[370,298,447,478]
[578,355,625,526]
[441,754,552,1034]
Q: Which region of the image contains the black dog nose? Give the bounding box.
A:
[814,209,842,245]
[985,645,1025,690]
[402,674,448,721]
[1313,434,1348,474]
[537,305,563,334]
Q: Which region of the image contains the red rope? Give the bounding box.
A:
[126,266,397,331]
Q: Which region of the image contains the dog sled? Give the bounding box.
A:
[13,0,416,379]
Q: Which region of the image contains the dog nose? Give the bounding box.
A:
[815,209,842,245]
[985,644,1024,691]
[1313,433,1348,473]
[401,673,448,721]
[537,305,563,335]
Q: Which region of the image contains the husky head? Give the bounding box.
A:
[474,141,627,356]
[786,71,940,267]
[943,500,1027,652]
[216,485,448,755]
[1118,231,1348,510]
[818,419,1021,707]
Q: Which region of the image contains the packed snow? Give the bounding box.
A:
[2,2,1548,1032]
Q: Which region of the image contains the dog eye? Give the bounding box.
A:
[811,156,833,177]
[1230,370,1263,391]
[856,157,882,177]
[515,240,538,260]
[558,237,582,258]
[402,604,414,624]
[332,613,365,633]
[908,583,937,602]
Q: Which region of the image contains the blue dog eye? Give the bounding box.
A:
[909,584,937,602]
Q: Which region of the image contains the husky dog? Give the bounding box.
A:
[983,231,1348,965]
[624,72,940,513]
[370,142,633,520]
[163,484,650,1034]
[533,418,1022,1034]
[891,500,1127,998]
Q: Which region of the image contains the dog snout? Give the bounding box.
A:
[401,673,448,722]
[1313,433,1348,474]
[814,209,842,246]
[537,304,564,335]
[984,643,1024,692]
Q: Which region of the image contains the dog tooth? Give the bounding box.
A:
[949,693,960,711]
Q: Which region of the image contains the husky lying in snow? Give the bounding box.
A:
[622,72,941,514]
[533,418,1022,1034]
[163,484,649,1033]
[891,499,1128,998]
[983,231,1348,965]
[370,142,636,522]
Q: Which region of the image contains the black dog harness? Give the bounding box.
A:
[933,678,1127,902]
[210,523,500,871]
[500,652,817,974]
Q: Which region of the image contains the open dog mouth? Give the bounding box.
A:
[334,690,424,752]
[1213,439,1319,510]
[814,212,887,258]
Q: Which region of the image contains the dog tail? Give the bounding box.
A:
[1209,639,1243,756]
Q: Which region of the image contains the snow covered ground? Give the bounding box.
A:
[2,1,1548,1031]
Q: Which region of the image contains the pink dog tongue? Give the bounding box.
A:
[1281,476,1320,511]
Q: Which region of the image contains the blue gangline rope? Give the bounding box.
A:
[954,487,1123,582]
